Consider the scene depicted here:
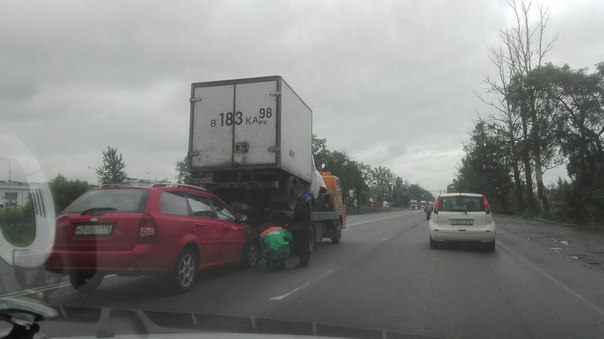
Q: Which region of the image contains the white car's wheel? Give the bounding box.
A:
[430,236,438,249]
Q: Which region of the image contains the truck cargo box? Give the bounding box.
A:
[188,76,313,183]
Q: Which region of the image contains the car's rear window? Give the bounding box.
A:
[439,196,484,212]
[62,188,149,214]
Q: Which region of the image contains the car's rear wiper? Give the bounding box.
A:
[81,207,117,215]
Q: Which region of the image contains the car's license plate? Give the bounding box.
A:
[74,224,112,236]
[450,219,474,226]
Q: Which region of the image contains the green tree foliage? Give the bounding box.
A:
[481,0,557,216]
[313,135,370,208]
[176,157,192,184]
[0,204,35,246]
[407,184,435,204]
[50,173,91,213]
[452,120,514,213]
[369,166,395,202]
[96,146,127,185]
[459,61,603,224]
[533,63,604,224]
[312,135,433,209]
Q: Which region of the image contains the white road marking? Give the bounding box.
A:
[345,213,409,229]
[1,281,72,298]
[270,269,334,301]
[498,241,604,318]
[0,274,117,298]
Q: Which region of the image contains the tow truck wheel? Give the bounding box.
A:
[309,226,317,253]
[331,221,342,244]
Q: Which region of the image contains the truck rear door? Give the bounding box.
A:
[190,79,279,169]
[190,84,235,168]
[233,81,278,166]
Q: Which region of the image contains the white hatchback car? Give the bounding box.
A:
[428,193,495,251]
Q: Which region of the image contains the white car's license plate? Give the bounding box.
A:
[74,224,112,236]
[450,219,474,226]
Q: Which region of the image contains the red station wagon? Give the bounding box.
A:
[45,184,259,293]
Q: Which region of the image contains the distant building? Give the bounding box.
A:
[0,181,41,208]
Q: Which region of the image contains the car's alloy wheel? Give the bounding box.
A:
[172,247,198,292]
[245,240,259,267]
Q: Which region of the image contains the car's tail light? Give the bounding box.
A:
[433,198,440,214]
[483,195,491,214]
[138,214,157,243]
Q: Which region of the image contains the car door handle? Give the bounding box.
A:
[196,223,205,228]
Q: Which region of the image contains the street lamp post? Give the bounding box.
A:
[0,156,12,207]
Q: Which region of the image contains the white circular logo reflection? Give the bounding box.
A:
[0,134,55,268]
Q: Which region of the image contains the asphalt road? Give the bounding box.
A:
[5,210,604,338]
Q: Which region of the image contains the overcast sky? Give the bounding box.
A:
[1,0,602,194]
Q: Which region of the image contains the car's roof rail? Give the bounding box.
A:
[98,184,130,189]
[151,183,208,191]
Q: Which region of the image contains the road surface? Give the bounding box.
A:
[3,210,604,338]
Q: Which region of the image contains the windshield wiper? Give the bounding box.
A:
[81,207,117,215]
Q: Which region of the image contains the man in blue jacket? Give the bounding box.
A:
[291,183,312,268]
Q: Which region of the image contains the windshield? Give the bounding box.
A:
[439,196,484,213]
[1,1,604,339]
[62,189,149,214]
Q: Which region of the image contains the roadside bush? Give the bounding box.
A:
[0,204,36,247]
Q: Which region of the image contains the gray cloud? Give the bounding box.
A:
[0,0,601,191]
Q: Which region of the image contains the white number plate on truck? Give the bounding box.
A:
[74,224,112,236]
[450,219,474,226]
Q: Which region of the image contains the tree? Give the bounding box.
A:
[312,134,434,210]
[407,184,435,204]
[368,166,394,202]
[452,120,515,213]
[535,63,604,224]
[96,146,127,185]
[312,135,370,208]
[50,173,91,212]
[176,157,192,184]
[480,0,558,216]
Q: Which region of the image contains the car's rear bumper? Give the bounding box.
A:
[44,244,173,274]
[429,226,495,243]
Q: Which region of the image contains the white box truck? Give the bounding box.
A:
[188,76,345,248]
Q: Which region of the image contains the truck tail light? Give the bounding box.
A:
[433,198,440,214]
[138,214,157,243]
[483,196,491,214]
